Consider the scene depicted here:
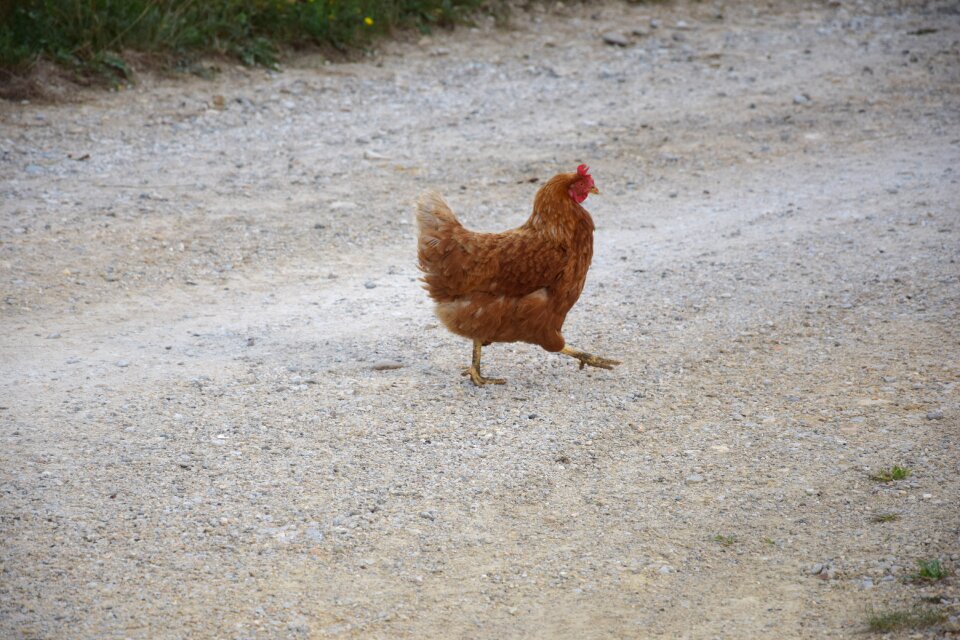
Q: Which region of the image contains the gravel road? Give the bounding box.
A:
[2,1,959,637]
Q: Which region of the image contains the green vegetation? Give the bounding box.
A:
[870,465,911,482]
[1,0,496,80]
[866,607,945,633]
[871,512,900,523]
[712,534,736,547]
[911,558,947,582]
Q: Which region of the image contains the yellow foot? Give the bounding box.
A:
[561,346,621,371]
[462,366,506,386]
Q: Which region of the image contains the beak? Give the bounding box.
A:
[589,186,600,195]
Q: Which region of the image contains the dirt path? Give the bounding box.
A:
[2,1,959,637]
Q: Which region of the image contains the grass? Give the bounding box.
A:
[712,534,736,547]
[866,607,945,633]
[870,465,911,482]
[872,513,901,523]
[0,0,501,85]
[910,559,947,582]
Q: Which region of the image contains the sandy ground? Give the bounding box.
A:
[2,0,959,637]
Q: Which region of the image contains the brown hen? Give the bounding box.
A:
[416,164,620,385]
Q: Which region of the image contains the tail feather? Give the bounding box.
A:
[416,191,461,282]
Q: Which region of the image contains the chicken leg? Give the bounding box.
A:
[561,345,621,371]
[463,340,506,386]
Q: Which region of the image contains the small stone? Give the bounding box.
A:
[364,282,377,289]
[371,360,403,371]
[685,474,705,484]
[329,201,358,211]
[882,376,897,383]
[658,565,674,574]
[810,563,824,575]
[793,94,811,105]
[116,360,130,367]
[364,150,390,160]
[46,333,61,339]
[602,32,630,47]
[925,409,943,420]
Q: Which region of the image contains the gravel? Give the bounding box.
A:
[1,0,959,638]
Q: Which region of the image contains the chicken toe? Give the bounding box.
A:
[462,366,507,386]
[462,340,507,386]
[560,346,621,371]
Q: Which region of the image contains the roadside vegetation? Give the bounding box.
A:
[0,0,501,91]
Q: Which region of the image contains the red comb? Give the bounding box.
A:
[577,164,590,176]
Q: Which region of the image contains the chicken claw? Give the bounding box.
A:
[462,366,507,386]
[560,346,621,371]
[463,340,507,386]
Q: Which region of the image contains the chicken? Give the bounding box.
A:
[416,164,620,385]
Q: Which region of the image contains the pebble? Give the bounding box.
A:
[685,474,705,484]
[602,32,630,47]
[364,282,377,289]
[793,94,812,105]
[371,360,404,371]
[925,409,943,420]
[116,360,130,367]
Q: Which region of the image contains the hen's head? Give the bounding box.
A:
[568,164,599,204]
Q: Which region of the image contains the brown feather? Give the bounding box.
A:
[416,172,594,353]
